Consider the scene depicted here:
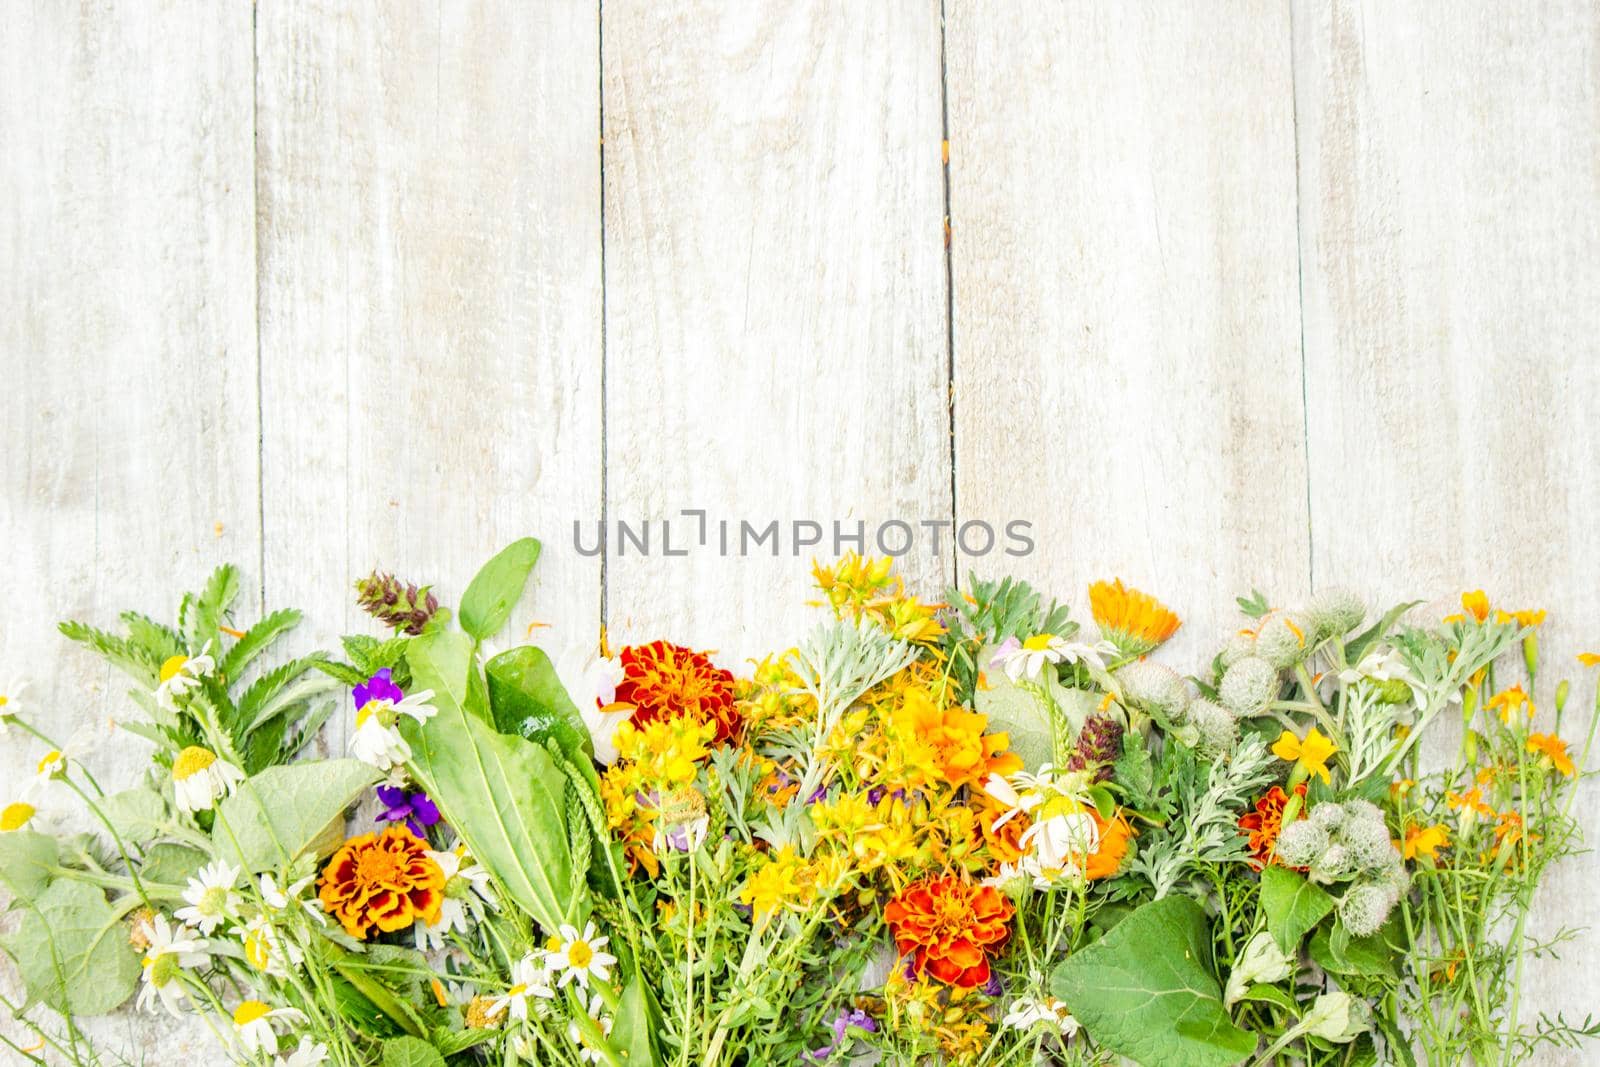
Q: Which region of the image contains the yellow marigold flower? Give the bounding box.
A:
[739,847,811,922]
[1271,726,1337,785]
[1527,733,1576,777]
[1401,823,1450,861]
[1459,590,1490,623]
[1487,685,1534,724]
[813,553,896,616]
[887,688,1021,791]
[885,596,948,644]
[1089,579,1181,655]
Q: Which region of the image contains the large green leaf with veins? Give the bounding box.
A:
[1052,895,1256,1067]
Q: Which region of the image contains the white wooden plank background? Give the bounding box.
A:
[2,1,1597,1061]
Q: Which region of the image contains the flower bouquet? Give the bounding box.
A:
[1,539,1595,1066]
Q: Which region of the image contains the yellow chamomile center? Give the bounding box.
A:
[159,655,190,684]
[172,746,217,781]
[144,952,180,987]
[244,929,272,970]
[233,1000,271,1027]
[1022,634,1056,651]
[37,750,62,776]
[567,940,595,969]
[507,983,528,997]
[1,802,35,831]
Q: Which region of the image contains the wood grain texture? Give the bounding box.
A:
[945,1,1310,664]
[0,1,257,1057]
[1294,0,1600,1048]
[255,0,604,748]
[600,0,952,664]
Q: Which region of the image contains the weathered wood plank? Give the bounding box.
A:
[1294,0,1600,1047]
[601,1,952,660]
[946,1,1308,662]
[0,1,257,1057]
[255,0,605,748]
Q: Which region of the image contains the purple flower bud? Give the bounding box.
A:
[353,668,404,710]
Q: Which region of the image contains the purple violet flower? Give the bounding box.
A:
[353,667,404,710]
[982,972,1003,997]
[375,784,441,839]
[807,783,829,804]
[807,1007,877,1062]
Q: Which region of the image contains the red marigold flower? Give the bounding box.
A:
[883,874,1013,988]
[318,826,444,939]
[615,640,741,745]
[1239,783,1307,870]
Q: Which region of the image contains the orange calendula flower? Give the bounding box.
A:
[1527,733,1576,777]
[979,802,1030,866]
[615,640,740,746]
[1402,823,1450,861]
[1487,685,1534,724]
[890,688,1021,791]
[884,874,1013,989]
[318,826,444,939]
[1239,783,1307,869]
[1271,726,1338,785]
[1088,579,1181,655]
[1084,809,1134,880]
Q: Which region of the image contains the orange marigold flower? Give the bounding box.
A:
[891,688,1021,791]
[1527,733,1576,777]
[1459,590,1490,623]
[1495,608,1546,627]
[1487,684,1534,724]
[1239,783,1307,869]
[884,874,1013,989]
[1088,579,1180,655]
[615,640,740,746]
[318,826,444,939]
[1084,809,1134,880]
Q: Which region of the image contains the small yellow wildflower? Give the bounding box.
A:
[1579,652,1600,667]
[1527,733,1576,777]
[1401,823,1449,861]
[1271,726,1337,784]
[1486,685,1533,724]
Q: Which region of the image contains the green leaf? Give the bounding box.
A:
[1346,601,1423,663]
[1260,865,1335,953]
[381,1036,445,1067]
[486,645,592,759]
[0,830,59,901]
[99,786,169,847]
[406,629,482,723]
[1310,922,1398,978]
[403,632,576,933]
[188,564,241,649]
[613,967,666,1067]
[220,608,303,680]
[458,538,541,641]
[140,843,209,888]
[1238,983,1299,1014]
[1,880,139,1015]
[1051,895,1256,1067]
[212,759,381,872]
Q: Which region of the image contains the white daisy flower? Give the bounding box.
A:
[484,953,554,1022]
[241,914,303,979]
[545,922,617,990]
[22,725,99,800]
[567,992,614,1063]
[981,771,1047,831]
[259,872,327,926]
[135,916,209,1016]
[273,1039,330,1067]
[0,676,29,732]
[155,642,215,713]
[170,745,246,814]
[1020,810,1101,884]
[174,860,242,934]
[414,846,496,951]
[231,1000,306,1056]
[1001,995,1079,1038]
[989,634,1079,681]
[1,799,37,832]
[348,686,437,772]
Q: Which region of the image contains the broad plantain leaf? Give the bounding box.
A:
[458,538,541,641]
[613,966,666,1067]
[1051,895,1256,1067]
[1,879,140,1015]
[0,830,58,901]
[403,631,577,933]
[1260,865,1335,953]
[140,843,210,888]
[212,759,381,872]
[486,645,592,760]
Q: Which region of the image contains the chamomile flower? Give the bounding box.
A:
[1001,995,1079,1038]
[567,992,615,1063]
[135,915,209,1016]
[545,922,617,990]
[175,860,242,934]
[155,642,215,712]
[273,1039,330,1067]
[259,872,327,926]
[990,634,1066,681]
[240,914,304,978]
[171,745,246,814]
[231,1000,306,1056]
[0,676,29,731]
[1,800,36,832]
[348,669,438,772]
[414,845,495,950]
[484,953,554,1022]
[982,770,1048,830]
